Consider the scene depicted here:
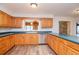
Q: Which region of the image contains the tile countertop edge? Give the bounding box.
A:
[49,33,79,44]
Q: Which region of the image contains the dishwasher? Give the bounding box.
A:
[39,34,46,44]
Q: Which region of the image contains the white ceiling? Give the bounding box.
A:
[0,3,79,17]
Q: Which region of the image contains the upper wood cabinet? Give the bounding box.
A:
[0,10,14,28]
[41,18,53,28]
[13,18,23,28]
[0,11,5,26]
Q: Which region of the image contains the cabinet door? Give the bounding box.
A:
[45,34,52,46]
[57,41,67,55]
[0,10,13,27]
[41,18,53,28]
[9,35,15,47]
[23,34,31,44]
[0,36,14,54]
[7,15,12,27]
[13,34,25,45]
[0,38,6,54]
[65,45,79,55]
[30,34,39,44]
[14,34,29,45]
[65,40,79,52]
[0,12,8,27]
[23,34,39,44]
[52,36,60,54]
[50,35,55,49]
[4,13,8,26]
[14,18,22,28]
[49,35,53,46]
[0,11,4,26]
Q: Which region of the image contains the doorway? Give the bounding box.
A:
[59,21,70,35]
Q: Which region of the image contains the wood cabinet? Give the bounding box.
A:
[0,35,14,54]
[45,34,51,46]
[13,34,39,45]
[13,18,23,28]
[41,18,53,28]
[0,10,14,28]
[65,45,79,55]
[13,34,26,45]
[46,34,79,55]
[61,39,79,52]
[0,11,6,27]
[7,16,14,27]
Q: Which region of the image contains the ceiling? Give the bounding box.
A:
[0,3,79,17]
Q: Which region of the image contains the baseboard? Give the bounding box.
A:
[15,43,47,46]
[39,43,47,45]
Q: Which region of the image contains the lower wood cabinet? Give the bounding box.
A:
[13,34,39,45]
[0,35,14,54]
[46,34,79,55]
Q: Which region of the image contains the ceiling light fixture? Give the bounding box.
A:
[30,3,38,8]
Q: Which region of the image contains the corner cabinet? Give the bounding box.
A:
[45,34,79,55]
[41,18,53,28]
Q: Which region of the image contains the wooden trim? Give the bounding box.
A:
[4,45,15,55]
[47,44,57,55]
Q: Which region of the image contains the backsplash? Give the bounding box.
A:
[0,28,11,33]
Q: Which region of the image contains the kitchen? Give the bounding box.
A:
[0,3,79,55]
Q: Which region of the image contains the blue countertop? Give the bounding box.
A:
[50,33,79,44]
[0,31,51,37]
[0,31,79,44]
